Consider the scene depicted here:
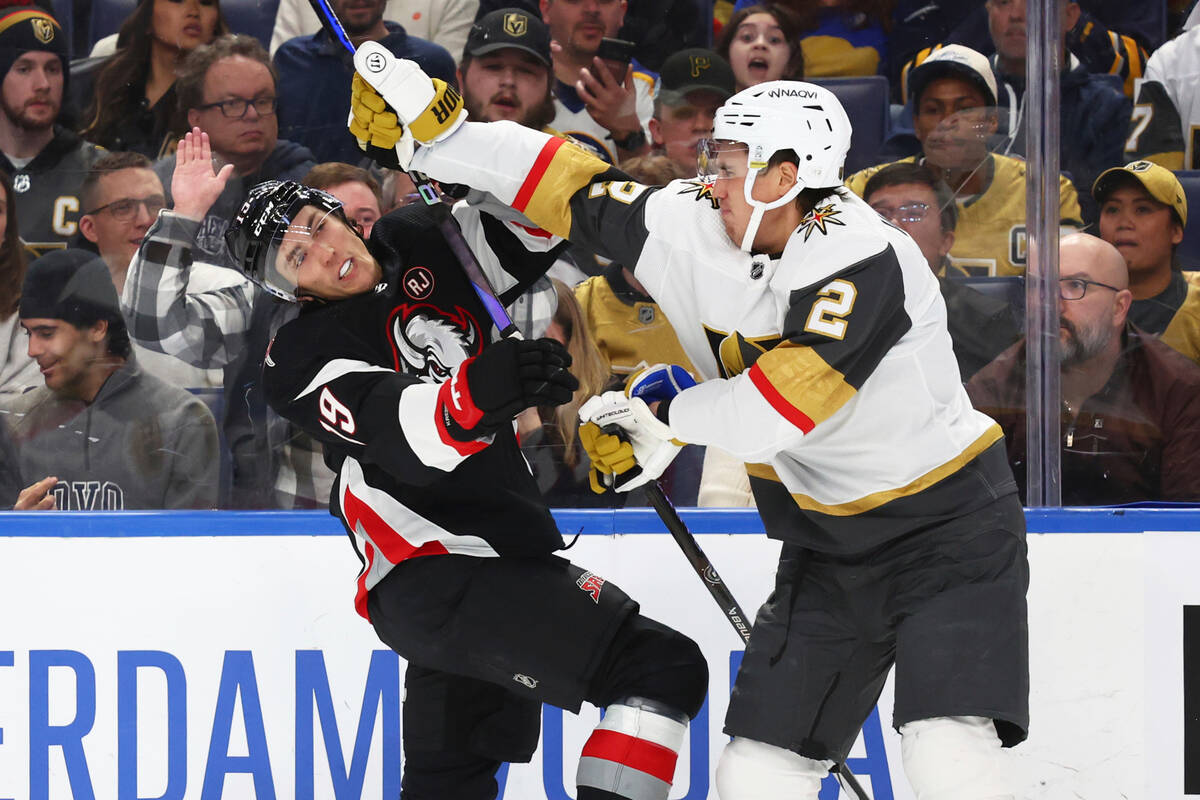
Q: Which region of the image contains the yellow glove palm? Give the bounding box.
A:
[349,73,405,150]
[579,421,638,494]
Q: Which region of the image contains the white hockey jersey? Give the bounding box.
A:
[413,122,1016,553]
[1126,26,1200,170]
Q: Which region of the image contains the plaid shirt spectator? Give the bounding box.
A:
[121,210,334,507]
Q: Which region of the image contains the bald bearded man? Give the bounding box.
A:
[967,232,1200,504]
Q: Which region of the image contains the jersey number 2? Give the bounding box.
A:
[804,279,857,340]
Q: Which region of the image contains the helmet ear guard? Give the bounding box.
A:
[708,81,852,251]
[225,180,354,303]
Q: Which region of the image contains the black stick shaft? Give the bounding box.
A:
[645,482,751,644]
[646,482,870,800]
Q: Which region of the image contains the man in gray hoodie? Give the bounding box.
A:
[2,250,219,510]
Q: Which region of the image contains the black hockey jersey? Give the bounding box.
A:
[263,204,566,619]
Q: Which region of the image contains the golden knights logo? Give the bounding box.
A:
[678,178,719,209]
[703,326,783,378]
[503,13,527,36]
[798,203,845,242]
[31,18,55,44]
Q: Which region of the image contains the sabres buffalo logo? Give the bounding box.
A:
[389,304,482,381]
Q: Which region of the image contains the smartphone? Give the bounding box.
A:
[595,37,636,81]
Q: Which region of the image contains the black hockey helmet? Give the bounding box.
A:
[225,180,354,302]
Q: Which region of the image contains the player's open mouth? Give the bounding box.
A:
[339,258,353,279]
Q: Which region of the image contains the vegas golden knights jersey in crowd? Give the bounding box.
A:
[846,154,1083,277]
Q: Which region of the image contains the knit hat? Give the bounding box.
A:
[19,249,121,326]
[0,5,67,81]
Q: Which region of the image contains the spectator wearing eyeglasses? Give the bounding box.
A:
[1091,160,1200,366]
[863,161,1019,381]
[81,151,240,392]
[155,35,315,266]
[0,7,104,258]
[967,232,1200,504]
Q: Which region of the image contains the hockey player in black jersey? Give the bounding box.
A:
[223,177,708,800]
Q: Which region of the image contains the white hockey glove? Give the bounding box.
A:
[348,43,466,169]
[579,391,684,493]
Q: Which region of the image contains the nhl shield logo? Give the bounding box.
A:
[637,305,655,324]
[31,18,55,44]
[504,13,527,37]
[13,174,30,194]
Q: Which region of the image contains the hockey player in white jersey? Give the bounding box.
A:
[347,46,1030,799]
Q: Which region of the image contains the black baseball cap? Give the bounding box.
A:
[464,9,551,67]
[657,48,735,105]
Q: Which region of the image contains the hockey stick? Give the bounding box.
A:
[307,0,522,339]
[644,480,751,645]
[642,480,870,800]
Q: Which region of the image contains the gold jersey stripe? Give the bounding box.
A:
[753,342,857,428]
[512,136,609,239]
[747,423,1005,516]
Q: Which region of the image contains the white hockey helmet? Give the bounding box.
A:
[703,80,852,250]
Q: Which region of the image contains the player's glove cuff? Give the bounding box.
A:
[625,363,697,403]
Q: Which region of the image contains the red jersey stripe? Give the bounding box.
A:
[343,485,450,565]
[513,137,567,213]
[748,363,816,433]
[580,729,679,784]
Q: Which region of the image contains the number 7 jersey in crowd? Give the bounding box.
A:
[411,122,1018,555]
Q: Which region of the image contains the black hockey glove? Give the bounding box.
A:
[437,337,579,442]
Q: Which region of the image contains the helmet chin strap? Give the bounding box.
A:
[738,167,806,253]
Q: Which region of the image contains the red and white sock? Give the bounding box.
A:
[576,699,687,800]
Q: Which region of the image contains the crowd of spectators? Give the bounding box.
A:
[2,0,1200,511]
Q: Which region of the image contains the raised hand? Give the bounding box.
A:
[172,127,235,222]
[576,60,643,150]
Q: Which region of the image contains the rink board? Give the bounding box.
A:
[0,507,1196,800]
